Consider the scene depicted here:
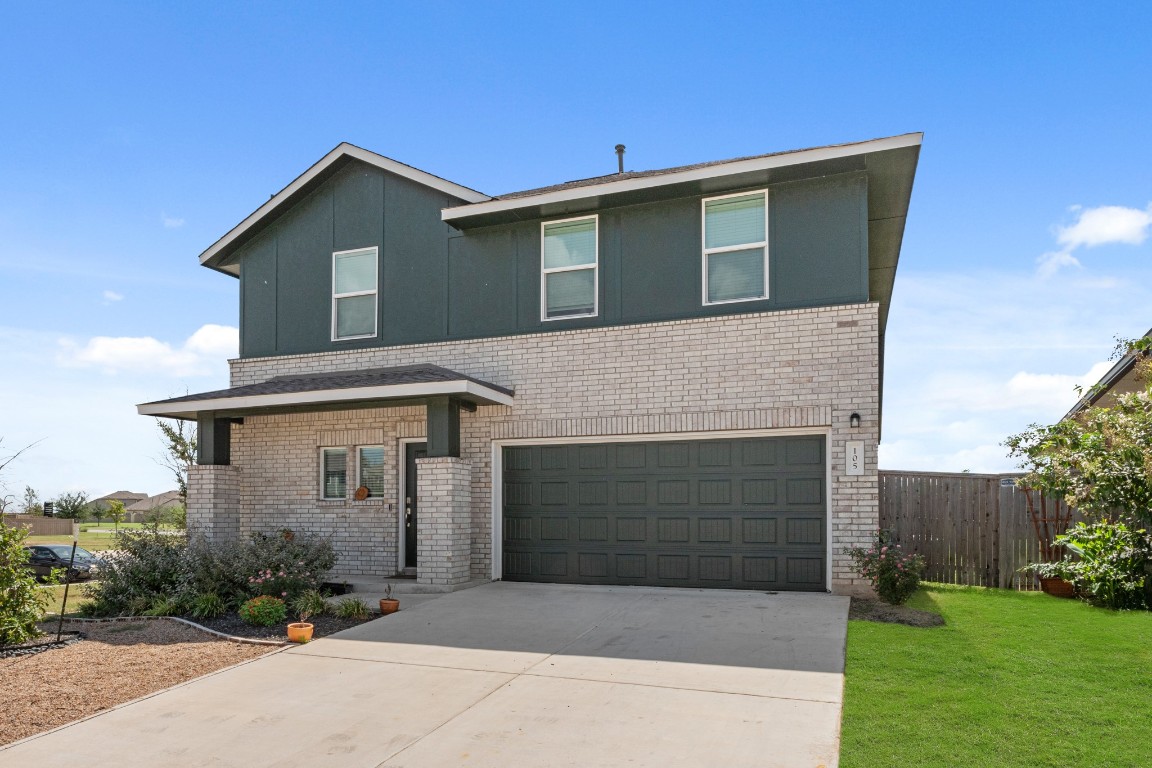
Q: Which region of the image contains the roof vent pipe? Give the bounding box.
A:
[615,144,625,174]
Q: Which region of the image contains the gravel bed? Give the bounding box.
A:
[0,620,274,746]
[185,611,374,641]
[850,597,945,627]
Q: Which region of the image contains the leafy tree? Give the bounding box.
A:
[54,491,91,521]
[157,419,196,507]
[0,520,54,644]
[21,486,43,516]
[1005,337,1152,524]
[107,499,127,531]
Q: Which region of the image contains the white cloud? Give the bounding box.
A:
[1057,204,1152,249]
[57,324,238,377]
[162,213,186,229]
[1039,203,1152,277]
[102,290,124,303]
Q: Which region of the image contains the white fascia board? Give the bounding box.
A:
[443,133,924,222]
[137,379,514,418]
[200,143,491,268]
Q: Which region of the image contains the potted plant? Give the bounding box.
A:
[287,589,326,643]
[379,583,399,615]
[1023,560,1077,598]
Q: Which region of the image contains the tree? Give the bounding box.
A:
[54,490,91,521]
[0,437,41,503]
[21,486,43,516]
[107,499,127,531]
[0,520,53,644]
[1005,338,1152,524]
[157,419,196,507]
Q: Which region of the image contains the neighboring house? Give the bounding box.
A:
[89,490,149,513]
[126,490,183,515]
[138,133,922,595]
[1063,327,1151,420]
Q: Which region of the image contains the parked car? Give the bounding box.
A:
[23,545,102,582]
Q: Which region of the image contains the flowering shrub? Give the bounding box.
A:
[239,595,287,626]
[846,531,926,605]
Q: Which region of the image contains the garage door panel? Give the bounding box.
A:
[503,437,826,590]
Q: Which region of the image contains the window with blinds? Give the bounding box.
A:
[702,192,767,304]
[358,446,386,497]
[541,216,597,320]
[321,448,348,500]
[332,247,378,340]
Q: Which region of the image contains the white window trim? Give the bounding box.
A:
[540,215,599,322]
[320,446,349,500]
[331,246,379,341]
[700,190,769,306]
[357,445,386,498]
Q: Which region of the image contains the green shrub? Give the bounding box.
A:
[142,595,181,617]
[1058,520,1149,610]
[333,596,370,619]
[0,521,54,644]
[239,595,287,626]
[292,589,327,621]
[79,526,187,617]
[189,592,227,620]
[846,530,927,605]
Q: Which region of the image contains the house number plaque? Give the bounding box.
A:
[845,440,865,476]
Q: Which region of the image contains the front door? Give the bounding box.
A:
[404,442,427,569]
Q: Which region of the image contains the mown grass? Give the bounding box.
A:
[39,583,93,616]
[25,532,121,551]
[841,584,1152,768]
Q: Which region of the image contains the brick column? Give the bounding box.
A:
[416,456,472,588]
[187,465,241,543]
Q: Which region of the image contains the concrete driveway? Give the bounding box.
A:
[2,583,849,767]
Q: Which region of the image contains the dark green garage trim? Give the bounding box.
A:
[500,435,828,591]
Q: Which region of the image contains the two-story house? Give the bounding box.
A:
[138,133,921,595]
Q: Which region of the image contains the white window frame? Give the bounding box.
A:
[320,447,348,500]
[331,246,379,341]
[356,445,387,499]
[700,190,769,306]
[540,215,599,322]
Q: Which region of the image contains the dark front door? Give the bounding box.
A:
[501,436,828,591]
[404,442,427,569]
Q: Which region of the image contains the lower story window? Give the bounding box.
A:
[321,447,347,500]
[358,446,386,497]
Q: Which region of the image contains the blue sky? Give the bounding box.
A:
[2,2,1150,502]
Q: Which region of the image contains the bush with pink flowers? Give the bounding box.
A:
[846,531,927,605]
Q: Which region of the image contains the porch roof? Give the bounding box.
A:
[137,364,515,420]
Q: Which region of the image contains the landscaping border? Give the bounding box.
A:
[50,615,288,647]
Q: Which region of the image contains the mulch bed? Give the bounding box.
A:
[850,597,945,627]
[185,611,375,641]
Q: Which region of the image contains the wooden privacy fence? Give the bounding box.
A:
[879,471,1084,589]
[1,514,78,536]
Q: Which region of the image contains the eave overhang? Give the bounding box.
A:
[137,365,514,420]
[198,143,491,277]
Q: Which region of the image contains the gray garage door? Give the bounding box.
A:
[501,436,827,591]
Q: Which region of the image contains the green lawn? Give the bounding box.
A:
[39,583,93,616]
[841,584,1152,768]
[25,531,120,551]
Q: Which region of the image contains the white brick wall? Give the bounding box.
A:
[205,303,880,592]
[415,457,472,587]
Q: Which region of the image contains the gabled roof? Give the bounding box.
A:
[1063,327,1152,420]
[126,491,183,512]
[199,143,491,277]
[91,491,149,504]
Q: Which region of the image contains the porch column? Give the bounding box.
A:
[415,456,472,588]
[187,464,240,543]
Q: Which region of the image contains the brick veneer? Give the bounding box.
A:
[415,457,472,587]
[203,303,880,593]
[188,465,240,543]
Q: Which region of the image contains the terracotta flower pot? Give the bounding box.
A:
[287,622,314,643]
[1039,577,1076,599]
[379,598,400,615]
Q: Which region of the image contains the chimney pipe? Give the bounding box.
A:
[615,144,625,174]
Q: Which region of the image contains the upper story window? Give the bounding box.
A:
[332,247,378,340]
[702,191,767,305]
[541,216,598,320]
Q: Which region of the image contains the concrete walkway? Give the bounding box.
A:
[2,583,850,767]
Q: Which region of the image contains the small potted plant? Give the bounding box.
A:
[379,583,400,615]
[287,589,327,643]
[1023,560,1077,598]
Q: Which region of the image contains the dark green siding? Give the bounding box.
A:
[236,161,869,358]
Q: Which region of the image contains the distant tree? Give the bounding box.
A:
[107,499,127,531]
[0,437,41,500]
[20,486,43,516]
[157,420,196,507]
[54,491,91,521]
